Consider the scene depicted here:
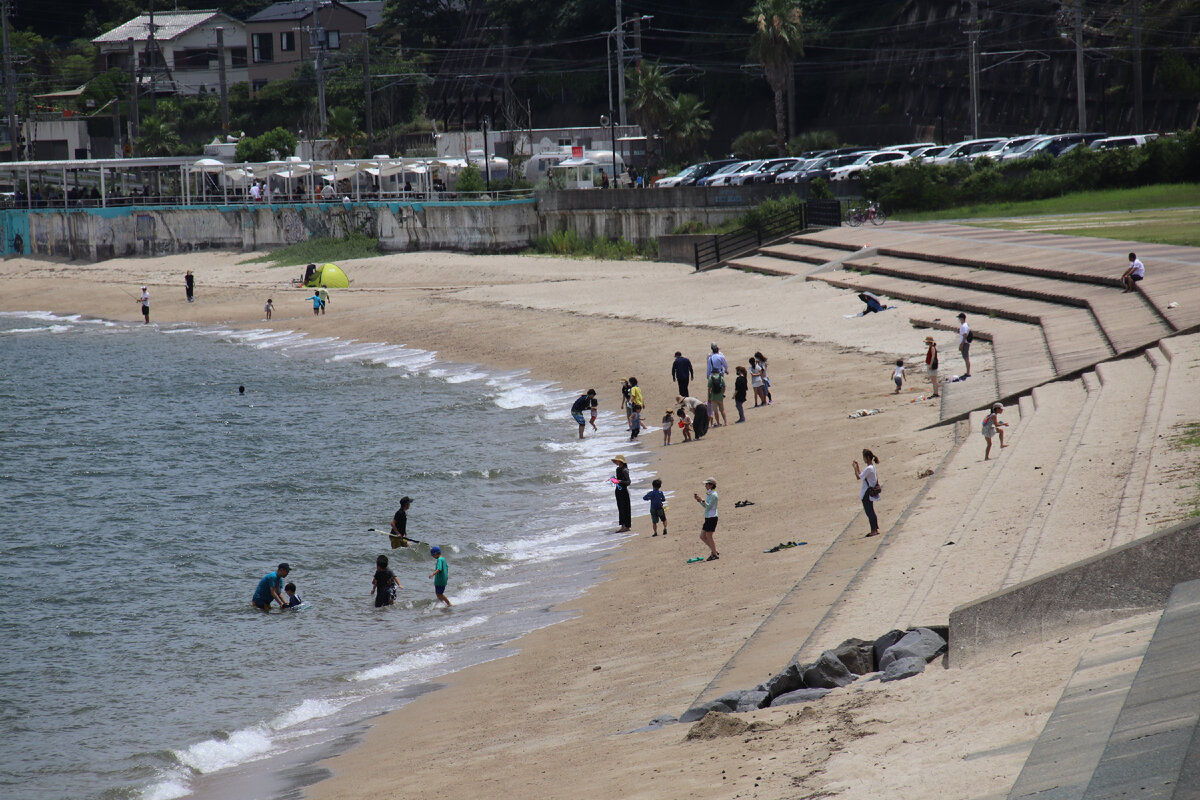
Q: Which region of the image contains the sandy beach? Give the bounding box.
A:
[4,243,1189,800]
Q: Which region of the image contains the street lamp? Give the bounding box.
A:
[606,15,652,129]
[601,113,616,188]
[481,115,491,193]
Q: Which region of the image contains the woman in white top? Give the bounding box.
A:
[754,351,773,404]
[749,357,766,407]
[852,448,881,537]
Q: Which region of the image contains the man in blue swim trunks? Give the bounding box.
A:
[252,563,291,611]
[571,389,596,440]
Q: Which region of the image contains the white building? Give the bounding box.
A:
[92,10,249,97]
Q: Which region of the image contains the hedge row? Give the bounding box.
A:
[859,130,1200,212]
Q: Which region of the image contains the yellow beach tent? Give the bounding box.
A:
[304,263,350,288]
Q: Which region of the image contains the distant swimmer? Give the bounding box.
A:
[238,385,245,395]
[429,546,452,606]
[252,562,291,611]
[390,496,412,546]
[136,286,150,324]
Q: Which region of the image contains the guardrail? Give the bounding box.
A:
[692,199,842,270]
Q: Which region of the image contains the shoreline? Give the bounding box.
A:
[4,246,1071,800]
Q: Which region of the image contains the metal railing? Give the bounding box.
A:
[693,204,805,271]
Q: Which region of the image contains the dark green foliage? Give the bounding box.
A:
[455,165,486,193]
[530,229,657,260]
[732,130,778,159]
[860,131,1200,212]
[235,128,299,162]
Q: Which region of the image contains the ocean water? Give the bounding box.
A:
[0,311,651,800]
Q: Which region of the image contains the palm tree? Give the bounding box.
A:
[664,93,712,162]
[626,61,673,164]
[135,115,180,157]
[746,0,806,155]
[325,106,364,158]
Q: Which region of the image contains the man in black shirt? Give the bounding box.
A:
[672,352,693,398]
[390,496,412,547]
[571,389,597,439]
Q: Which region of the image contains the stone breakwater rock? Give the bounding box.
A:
[831,637,875,675]
[879,656,926,683]
[679,698,735,723]
[801,650,856,689]
[756,658,805,699]
[770,687,832,707]
[872,629,906,668]
[877,627,947,671]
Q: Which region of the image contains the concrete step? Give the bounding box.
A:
[1111,348,1172,548]
[812,271,1113,378]
[900,379,1092,625]
[1007,610,1161,800]
[1081,579,1200,799]
[1015,356,1156,579]
[846,254,1172,355]
[724,254,799,276]
[1137,334,1200,540]
[761,240,859,266]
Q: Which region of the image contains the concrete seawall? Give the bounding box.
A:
[0,185,850,262]
[947,517,1200,666]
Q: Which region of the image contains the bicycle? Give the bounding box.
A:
[845,201,887,227]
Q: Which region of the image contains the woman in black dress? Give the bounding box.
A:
[612,454,632,532]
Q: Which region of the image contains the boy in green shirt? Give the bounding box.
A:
[429,546,452,607]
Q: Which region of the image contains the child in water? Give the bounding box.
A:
[429,546,452,607]
[589,397,599,432]
[661,408,674,445]
[629,403,642,440]
[372,554,403,607]
[283,582,302,608]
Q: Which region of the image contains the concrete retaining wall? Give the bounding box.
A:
[947,517,1200,667]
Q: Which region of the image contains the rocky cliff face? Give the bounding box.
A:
[807,0,1199,144]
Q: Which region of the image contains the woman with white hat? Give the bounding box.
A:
[612,455,632,532]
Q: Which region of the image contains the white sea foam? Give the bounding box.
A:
[414,614,490,641]
[174,726,275,774]
[351,645,450,682]
[140,774,191,800]
[271,698,346,730]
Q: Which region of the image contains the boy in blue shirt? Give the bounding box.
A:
[429,546,452,606]
[643,478,668,537]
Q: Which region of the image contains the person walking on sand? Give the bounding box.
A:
[571,389,596,439]
[316,286,330,315]
[677,395,709,439]
[1121,252,1145,293]
[672,351,694,398]
[136,286,150,324]
[892,359,906,394]
[750,357,766,407]
[852,449,881,537]
[305,291,323,316]
[707,369,728,427]
[251,562,291,611]
[694,478,720,560]
[661,407,675,444]
[924,336,940,397]
[982,403,1009,460]
[705,343,729,415]
[612,454,632,532]
[754,351,773,404]
[677,408,693,441]
[628,378,644,414]
[957,313,972,377]
[264,298,274,320]
[371,554,403,607]
[184,270,195,303]
[429,546,452,606]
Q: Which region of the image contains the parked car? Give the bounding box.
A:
[909,145,949,160]
[705,159,767,187]
[797,151,872,182]
[890,141,938,155]
[774,158,817,183]
[741,158,804,185]
[1090,134,1157,151]
[695,160,753,187]
[1009,132,1108,160]
[828,150,911,181]
[927,138,1005,164]
[965,135,1044,162]
[654,159,739,188]
[997,135,1052,162]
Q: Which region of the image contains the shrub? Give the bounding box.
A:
[455,165,486,193]
[732,129,778,159]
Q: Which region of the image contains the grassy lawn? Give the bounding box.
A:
[893,184,1200,246]
[242,233,383,267]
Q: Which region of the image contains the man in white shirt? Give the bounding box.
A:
[957,313,971,377]
[1121,252,1145,293]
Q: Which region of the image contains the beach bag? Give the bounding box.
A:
[867,482,881,500]
[965,330,974,344]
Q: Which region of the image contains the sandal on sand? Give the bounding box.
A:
[706,554,719,561]
[866,531,881,537]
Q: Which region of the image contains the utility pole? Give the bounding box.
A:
[615,0,626,126]
[1,0,19,161]
[1131,0,1142,132]
[362,34,373,152]
[127,37,139,144]
[216,26,229,133]
[112,97,121,157]
[311,0,327,132]
[1073,0,1086,133]
[967,0,980,139]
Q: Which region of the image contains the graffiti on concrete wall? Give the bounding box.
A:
[277,208,307,244]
